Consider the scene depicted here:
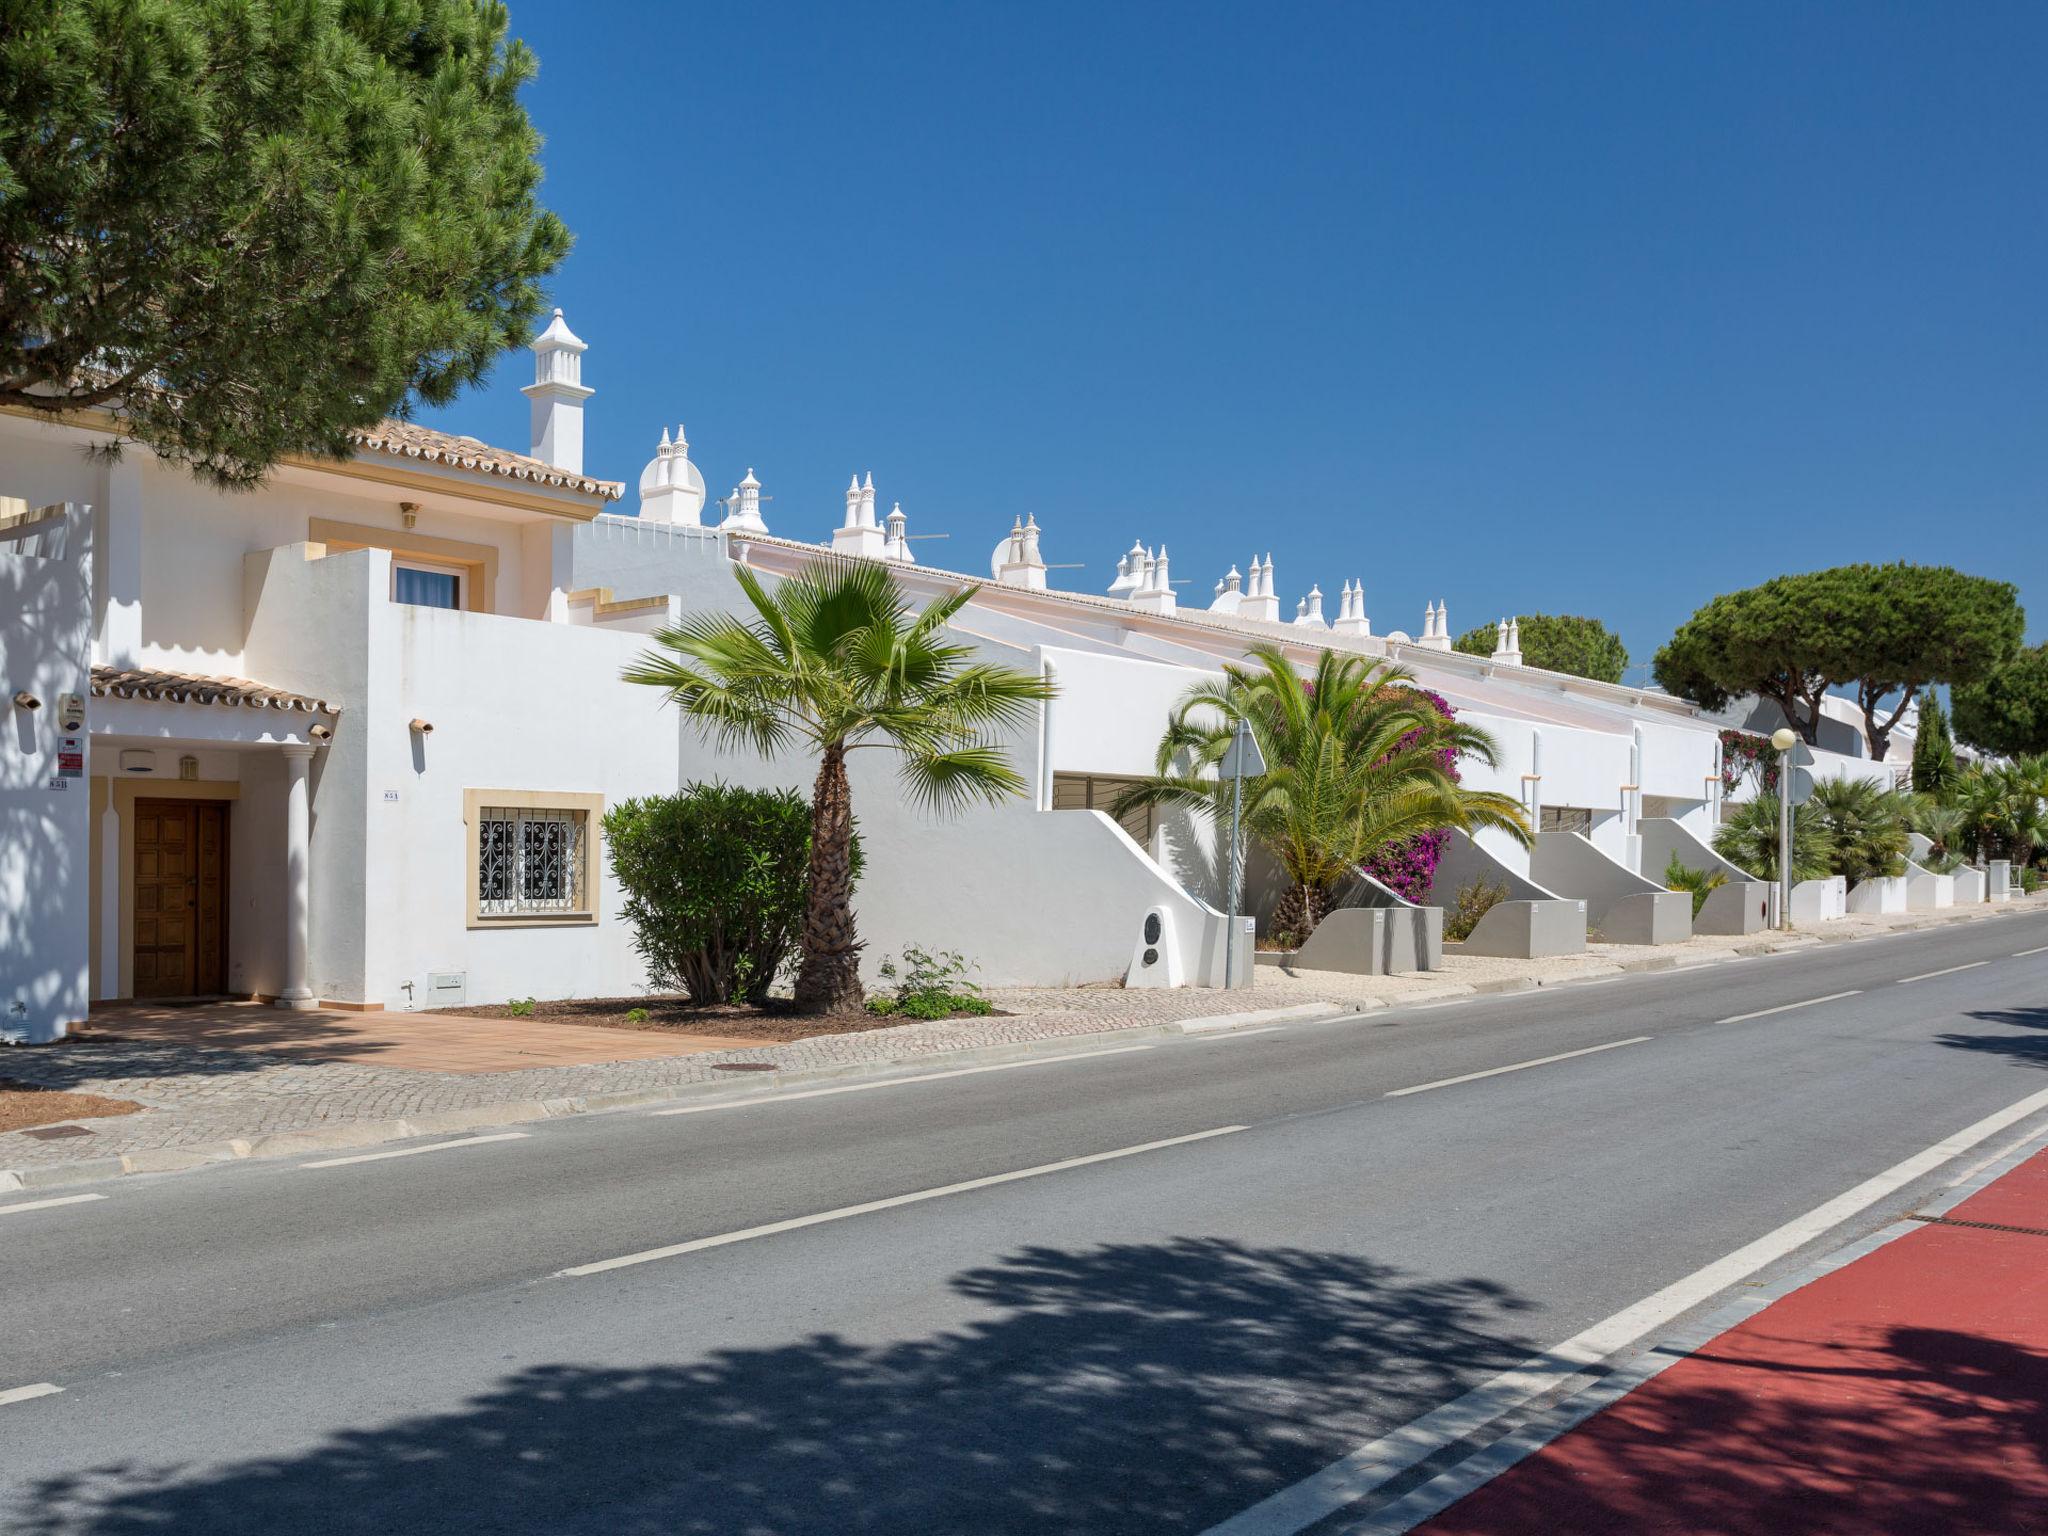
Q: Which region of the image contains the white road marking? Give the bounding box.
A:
[300,1132,528,1169]
[1897,961,1989,984]
[1383,1038,1650,1098]
[559,1124,1246,1278]
[651,1045,1153,1116]
[1199,1082,2048,1536]
[1196,1028,1282,1042]
[2014,945,2048,958]
[1717,989,1862,1024]
[0,1383,62,1407]
[0,1192,106,1218]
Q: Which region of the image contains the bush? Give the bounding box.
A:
[1443,879,1508,943]
[867,945,993,1019]
[506,997,536,1018]
[1663,854,1727,919]
[604,783,858,1005]
[1713,795,1831,882]
[625,1007,650,1024]
[1806,778,1910,884]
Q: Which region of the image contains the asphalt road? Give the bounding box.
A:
[4,910,2046,1535]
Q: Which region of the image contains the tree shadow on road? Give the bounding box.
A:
[1422,1323,2048,1535]
[14,1237,1538,1536]
[1936,1007,2048,1071]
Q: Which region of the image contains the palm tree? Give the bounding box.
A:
[1712,794,1831,883]
[1111,645,1529,944]
[1806,777,1911,884]
[1954,757,2047,868]
[625,561,1055,1013]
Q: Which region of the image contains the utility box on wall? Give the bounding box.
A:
[1126,907,1184,988]
[426,971,467,1009]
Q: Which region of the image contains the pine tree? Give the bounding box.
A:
[0,1,570,488]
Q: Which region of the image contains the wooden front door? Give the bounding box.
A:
[134,800,228,998]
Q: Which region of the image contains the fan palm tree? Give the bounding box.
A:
[1954,757,2048,867]
[1713,793,1832,883]
[1111,645,1530,943]
[1806,776,1911,884]
[625,561,1055,1013]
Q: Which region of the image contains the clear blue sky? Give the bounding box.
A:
[422,1,2048,675]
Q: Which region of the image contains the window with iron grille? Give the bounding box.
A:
[477,806,588,917]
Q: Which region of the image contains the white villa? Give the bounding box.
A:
[1,314,1927,1044]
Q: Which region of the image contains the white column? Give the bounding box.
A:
[279,745,317,1009]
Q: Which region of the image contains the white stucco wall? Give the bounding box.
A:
[0,505,93,1041]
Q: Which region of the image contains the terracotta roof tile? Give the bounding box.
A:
[347,420,623,501]
[90,666,339,716]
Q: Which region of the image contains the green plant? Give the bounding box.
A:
[605,783,856,1006]
[625,1007,650,1024]
[867,946,993,1020]
[1806,778,1911,884]
[1953,757,2048,866]
[1953,644,2048,758]
[1655,564,2022,759]
[1712,795,1831,882]
[506,997,536,1018]
[0,0,569,488]
[627,563,1053,1013]
[2020,865,2043,895]
[1663,854,1727,919]
[1110,644,1529,944]
[1451,614,1630,684]
[1443,879,1509,943]
[1910,694,1961,798]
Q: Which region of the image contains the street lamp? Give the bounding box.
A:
[1771,726,1799,930]
[1220,718,1266,989]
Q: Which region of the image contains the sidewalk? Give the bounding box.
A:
[3,893,2041,1190]
[1416,1143,2048,1535]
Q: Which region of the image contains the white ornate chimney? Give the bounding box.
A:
[1333,579,1371,637]
[721,468,769,533]
[1209,565,1244,615]
[884,503,915,563]
[1493,615,1523,667]
[1293,584,1328,629]
[637,424,706,525]
[833,470,889,558]
[1129,543,1176,613]
[1240,553,1281,623]
[522,309,592,474]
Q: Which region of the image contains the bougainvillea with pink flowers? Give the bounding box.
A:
[1361,688,1459,902]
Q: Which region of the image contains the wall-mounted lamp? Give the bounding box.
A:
[12,690,41,711]
[400,501,420,531]
[409,718,434,735]
[308,722,333,741]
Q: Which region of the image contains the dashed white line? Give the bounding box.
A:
[2014,945,2048,958]
[0,1192,106,1218]
[1717,989,1862,1024]
[558,1124,1246,1278]
[1897,961,1989,984]
[1383,1037,1650,1098]
[650,1045,1153,1116]
[1200,1082,2048,1536]
[0,1383,62,1408]
[301,1132,529,1169]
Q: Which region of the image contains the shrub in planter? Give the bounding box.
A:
[604,783,859,1005]
[1663,854,1726,918]
[1443,879,1508,943]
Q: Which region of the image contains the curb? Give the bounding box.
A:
[7,900,2042,1198]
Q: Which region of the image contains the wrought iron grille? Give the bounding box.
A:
[478,807,586,916]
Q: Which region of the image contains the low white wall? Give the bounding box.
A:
[1788,876,1848,924]
[1903,860,1955,910]
[1846,876,1909,915]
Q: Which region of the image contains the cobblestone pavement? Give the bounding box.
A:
[4,894,2041,1180]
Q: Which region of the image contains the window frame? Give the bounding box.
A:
[391,557,466,611]
[463,789,604,928]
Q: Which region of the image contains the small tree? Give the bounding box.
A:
[0,0,569,488]
[1807,778,1910,884]
[1655,565,2022,758]
[1910,693,1960,797]
[1953,644,2048,759]
[1713,795,1831,883]
[604,785,855,1005]
[625,562,1053,1013]
[1452,614,1629,684]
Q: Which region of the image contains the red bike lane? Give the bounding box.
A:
[1416,1148,2048,1535]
